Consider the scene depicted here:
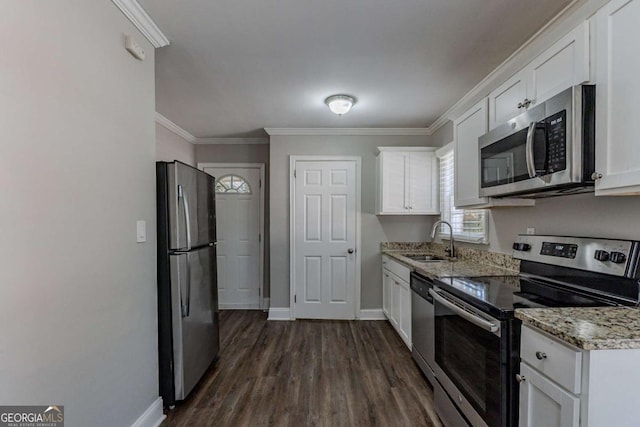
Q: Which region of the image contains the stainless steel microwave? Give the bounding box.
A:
[478,85,596,198]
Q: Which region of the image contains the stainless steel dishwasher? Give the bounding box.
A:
[410,272,436,386]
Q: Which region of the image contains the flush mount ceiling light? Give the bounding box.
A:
[325,94,356,116]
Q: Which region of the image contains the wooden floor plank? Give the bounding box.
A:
[164,310,442,427]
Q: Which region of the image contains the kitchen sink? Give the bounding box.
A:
[403,254,447,262]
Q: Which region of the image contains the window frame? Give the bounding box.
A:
[435,142,489,245]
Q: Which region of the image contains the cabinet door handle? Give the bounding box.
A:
[516,374,526,383]
[535,351,547,360]
[591,172,603,180]
[523,98,532,108]
[517,102,524,109]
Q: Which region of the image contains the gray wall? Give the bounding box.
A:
[196,144,271,297]
[0,2,159,426]
[156,123,196,165]
[430,121,640,254]
[269,135,441,309]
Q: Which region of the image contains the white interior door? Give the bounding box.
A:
[202,166,262,309]
[293,160,358,319]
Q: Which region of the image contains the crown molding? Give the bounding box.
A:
[112,0,170,48]
[155,113,196,143]
[194,137,269,145]
[426,0,583,135]
[264,128,432,136]
[155,113,269,144]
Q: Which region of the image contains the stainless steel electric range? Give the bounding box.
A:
[425,235,640,427]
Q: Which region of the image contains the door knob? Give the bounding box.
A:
[535,351,547,360]
[516,374,526,383]
[348,248,355,254]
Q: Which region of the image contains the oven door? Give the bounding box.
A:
[430,288,507,427]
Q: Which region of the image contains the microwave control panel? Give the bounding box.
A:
[545,110,567,173]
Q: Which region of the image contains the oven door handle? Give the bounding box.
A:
[525,121,537,178]
[429,289,500,334]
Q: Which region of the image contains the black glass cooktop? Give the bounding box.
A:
[434,276,618,319]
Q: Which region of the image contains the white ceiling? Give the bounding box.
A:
[140,0,572,138]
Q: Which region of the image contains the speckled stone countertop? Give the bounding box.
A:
[515,307,640,350]
[381,242,519,279]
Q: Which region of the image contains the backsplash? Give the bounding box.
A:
[381,241,520,272]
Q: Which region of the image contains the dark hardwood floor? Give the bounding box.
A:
[164,311,442,426]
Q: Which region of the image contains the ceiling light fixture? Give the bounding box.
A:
[325,94,356,116]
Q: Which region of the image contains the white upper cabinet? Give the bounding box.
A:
[455,99,490,207]
[594,0,640,195]
[376,147,439,215]
[489,70,529,130]
[488,22,590,130]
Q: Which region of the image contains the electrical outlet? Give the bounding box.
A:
[526,227,535,235]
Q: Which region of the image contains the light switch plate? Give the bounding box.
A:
[136,220,146,243]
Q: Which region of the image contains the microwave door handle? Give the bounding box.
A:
[429,289,500,333]
[525,121,537,178]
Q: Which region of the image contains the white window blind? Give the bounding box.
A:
[438,149,488,244]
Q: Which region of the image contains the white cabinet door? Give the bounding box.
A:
[518,363,580,427]
[389,276,400,329]
[489,21,589,131]
[408,152,439,214]
[528,22,590,108]
[594,0,640,195]
[382,268,391,318]
[377,148,439,214]
[488,71,528,130]
[454,98,489,207]
[398,279,412,349]
[380,151,408,213]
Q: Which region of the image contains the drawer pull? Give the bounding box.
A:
[535,351,547,360]
[516,374,526,383]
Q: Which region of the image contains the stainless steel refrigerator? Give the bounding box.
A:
[156,161,219,408]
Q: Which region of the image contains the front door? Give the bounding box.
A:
[293,160,358,319]
[201,165,262,309]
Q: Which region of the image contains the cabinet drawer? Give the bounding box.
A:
[521,326,582,394]
[382,256,411,283]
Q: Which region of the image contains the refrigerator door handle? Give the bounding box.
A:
[178,185,192,251]
[176,253,192,318]
[185,252,191,317]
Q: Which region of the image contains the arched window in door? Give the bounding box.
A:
[215,174,252,194]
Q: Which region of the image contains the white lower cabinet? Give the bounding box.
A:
[519,325,640,427]
[518,363,580,427]
[381,255,411,349]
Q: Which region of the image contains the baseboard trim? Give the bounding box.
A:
[267,307,292,321]
[358,309,387,320]
[131,397,165,427]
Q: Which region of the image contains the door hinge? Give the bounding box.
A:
[293,169,296,178]
[259,234,262,243]
[259,179,262,188]
[294,295,297,303]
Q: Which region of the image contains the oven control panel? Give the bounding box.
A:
[513,235,639,278]
[540,242,578,258]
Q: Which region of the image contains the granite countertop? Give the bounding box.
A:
[515,307,640,350]
[382,250,519,279]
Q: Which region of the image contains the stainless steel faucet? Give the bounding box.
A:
[431,220,455,258]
